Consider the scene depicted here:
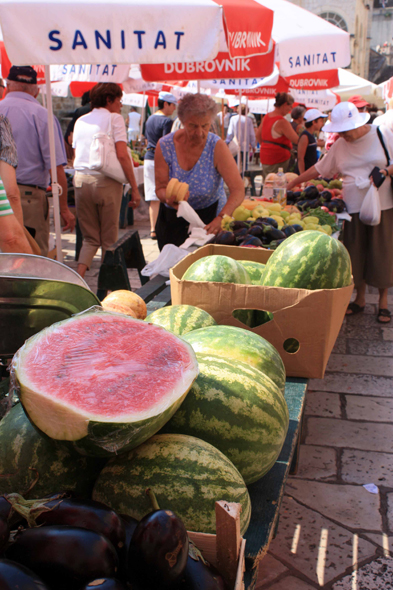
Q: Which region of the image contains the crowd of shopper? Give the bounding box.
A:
[1,69,392,327]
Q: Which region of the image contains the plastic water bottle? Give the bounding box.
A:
[273,168,287,207]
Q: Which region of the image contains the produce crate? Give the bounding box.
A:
[188,501,246,590]
[170,244,354,379]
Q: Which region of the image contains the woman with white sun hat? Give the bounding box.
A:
[287,101,393,324]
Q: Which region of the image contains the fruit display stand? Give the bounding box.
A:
[135,278,308,589]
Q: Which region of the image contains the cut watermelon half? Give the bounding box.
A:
[12,312,199,456]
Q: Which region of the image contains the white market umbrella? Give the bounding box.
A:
[332,69,382,106]
[0,0,275,262]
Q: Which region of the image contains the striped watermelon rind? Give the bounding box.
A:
[0,403,105,498]
[238,260,266,285]
[161,354,289,484]
[92,433,251,535]
[145,305,216,335]
[183,325,286,393]
[182,255,251,284]
[262,230,352,290]
[12,312,199,457]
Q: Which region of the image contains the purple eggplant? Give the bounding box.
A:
[291,224,304,232]
[231,220,249,231]
[82,579,126,590]
[118,514,139,583]
[0,559,49,590]
[281,225,297,238]
[319,190,332,202]
[174,553,228,590]
[127,507,188,589]
[246,225,264,238]
[8,496,126,554]
[233,228,248,244]
[5,525,118,590]
[214,231,236,245]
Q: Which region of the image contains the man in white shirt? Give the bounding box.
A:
[226,104,256,172]
[127,107,141,142]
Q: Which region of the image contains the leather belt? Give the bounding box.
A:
[18,183,47,192]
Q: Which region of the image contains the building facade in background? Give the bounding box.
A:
[288,0,372,78]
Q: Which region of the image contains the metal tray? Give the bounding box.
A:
[0,257,101,358]
[0,253,89,288]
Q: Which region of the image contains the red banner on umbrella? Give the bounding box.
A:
[225,76,289,98]
[215,0,274,59]
[286,69,339,90]
[141,49,275,82]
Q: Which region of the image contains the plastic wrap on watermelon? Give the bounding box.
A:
[10,307,199,457]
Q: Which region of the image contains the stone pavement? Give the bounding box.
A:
[56,209,393,590]
[256,291,393,589]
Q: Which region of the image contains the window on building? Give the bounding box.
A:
[319,12,348,32]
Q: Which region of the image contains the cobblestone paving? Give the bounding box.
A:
[56,203,393,589]
[256,293,393,589]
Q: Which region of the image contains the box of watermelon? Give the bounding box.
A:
[170,239,353,379]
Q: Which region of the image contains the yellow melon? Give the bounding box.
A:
[102,290,147,320]
[101,302,138,318]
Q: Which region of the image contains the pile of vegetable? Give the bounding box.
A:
[0,487,229,589]
[215,200,336,250]
[286,178,346,213]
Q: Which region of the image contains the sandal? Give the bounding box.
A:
[150,231,157,240]
[346,302,365,316]
[377,308,391,324]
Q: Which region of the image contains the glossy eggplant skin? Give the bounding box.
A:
[240,236,263,247]
[214,231,236,245]
[128,509,188,589]
[5,525,119,590]
[174,555,227,590]
[118,514,139,583]
[0,559,49,590]
[33,498,126,553]
[82,578,127,590]
[0,497,11,554]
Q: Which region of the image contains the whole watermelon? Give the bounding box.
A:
[93,434,251,535]
[161,354,289,484]
[182,255,251,284]
[183,325,286,393]
[238,260,266,285]
[145,304,216,335]
[0,403,105,498]
[262,230,352,290]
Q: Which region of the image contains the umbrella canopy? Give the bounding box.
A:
[331,68,383,107]
[0,0,274,66]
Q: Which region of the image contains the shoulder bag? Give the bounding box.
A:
[376,126,393,191]
[89,113,133,184]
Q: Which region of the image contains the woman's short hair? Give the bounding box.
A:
[177,93,218,123]
[90,83,122,109]
[291,106,306,121]
[274,92,294,108]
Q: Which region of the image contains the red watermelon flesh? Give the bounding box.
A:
[12,312,199,456]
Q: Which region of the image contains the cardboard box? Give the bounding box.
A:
[170,245,354,379]
[188,501,245,590]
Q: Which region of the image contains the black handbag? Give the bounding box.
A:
[376,127,393,190]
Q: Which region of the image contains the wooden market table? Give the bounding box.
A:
[135,275,308,590]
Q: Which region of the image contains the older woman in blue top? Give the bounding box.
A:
[154,93,244,250]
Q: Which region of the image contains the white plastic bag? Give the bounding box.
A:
[359,184,381,226]
[141,244,189,278]
[177,201,215,248]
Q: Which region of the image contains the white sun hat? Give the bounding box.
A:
[304,108,328,122]
[158,91,178,105]
[322,102,370,133]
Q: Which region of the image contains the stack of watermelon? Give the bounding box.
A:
[0,296,291,537]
